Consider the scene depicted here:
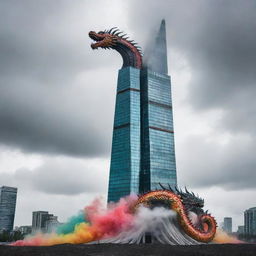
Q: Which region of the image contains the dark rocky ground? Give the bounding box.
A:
[0,243,256,256]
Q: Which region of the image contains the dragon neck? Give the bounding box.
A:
[114,39,142,69]
[173,196,217,243]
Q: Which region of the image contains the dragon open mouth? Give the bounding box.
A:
[88,31,104,49]
[88,31,117,50]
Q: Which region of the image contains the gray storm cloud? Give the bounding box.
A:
[127,0,256,190]
[128,0,256,132]
[0,0,120,157]
[0,0,255,192]
[0,157,108,195]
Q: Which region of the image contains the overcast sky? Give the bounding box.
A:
[0,0,255,231]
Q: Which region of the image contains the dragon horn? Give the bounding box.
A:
[168,184,174,192]
[112,29,119,35]
[108,27,117,34]
[185,186,189,193]
[176,186,183,196]
[159,183,166,190]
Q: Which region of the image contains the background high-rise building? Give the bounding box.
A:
[32,211,49,233]
[237,225,244,235]
[32,211,60,233]
[244,207,256,235]
[223,217,232,234]
[107,20,177,202]
[45,215,60,233]
[0,186,17,231]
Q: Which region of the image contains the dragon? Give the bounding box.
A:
[132,185,217,243]
[88,28,217,244]
[89,28,142,69]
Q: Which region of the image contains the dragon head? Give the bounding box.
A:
[89,30,118,49]
[176,187,205,215]
[159,184,205,216]
[89,27,142,69]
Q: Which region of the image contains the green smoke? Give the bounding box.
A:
[56,211,86,235]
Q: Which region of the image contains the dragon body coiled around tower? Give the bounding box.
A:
[132,185,217,243]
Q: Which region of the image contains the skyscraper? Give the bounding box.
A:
[32,211,59,233]
[140,20,177,192]
[0,186,17,231]
[89,19,177,202]
[223,217,232,234]
[108,67,141,202]
[32,211,49,233]
[244,207,256,235]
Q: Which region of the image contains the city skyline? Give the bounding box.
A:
[1,183,253,235]
[0,0,255,231]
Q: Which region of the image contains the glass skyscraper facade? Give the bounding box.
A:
[108,20,177,202]
[244,207,256,235]
[0,186,17,231]
[223,217,232,234]
[108,67,141,202]
[140,69,176,192]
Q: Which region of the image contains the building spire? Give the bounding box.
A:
[144,19,168,74]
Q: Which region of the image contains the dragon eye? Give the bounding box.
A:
[98,31,104,34]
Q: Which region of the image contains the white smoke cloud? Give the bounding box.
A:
[103,207,199,245]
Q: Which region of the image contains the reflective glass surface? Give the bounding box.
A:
[0,186,17,231]
[140,69,177,192]
[108,67,141,202]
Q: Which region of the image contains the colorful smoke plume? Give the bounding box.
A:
[13,196,137,246]
[12,195,243,246]
[56,211,85,235]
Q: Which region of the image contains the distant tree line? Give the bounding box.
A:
[0,230,24,242]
